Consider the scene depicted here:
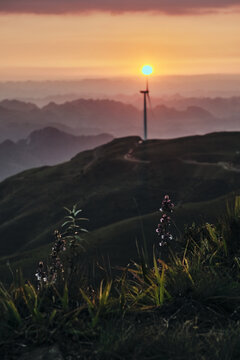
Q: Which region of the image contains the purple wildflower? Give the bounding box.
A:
[156,195,174,247]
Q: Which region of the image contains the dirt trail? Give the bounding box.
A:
[123,141,150,164]
[123,151,150,164]
[182,159,240,173]
[83,140,150,174]
[83,149,99,173]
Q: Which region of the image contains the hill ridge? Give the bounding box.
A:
[0,131,239,262]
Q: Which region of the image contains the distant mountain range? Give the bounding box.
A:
[155,96,240,118]
[0,131,240,280]
[0,127,113,181]
[0,98,139,141]
[0,99,77,141]
[1,97,240,141]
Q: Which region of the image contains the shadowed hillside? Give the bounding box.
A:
[0,132,240,279]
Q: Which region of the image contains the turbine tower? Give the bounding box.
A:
[140,65,153,141]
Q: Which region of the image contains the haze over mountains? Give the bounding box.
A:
[0,127,113,181]
[0,96,240,143]
[0,98,140,140]
[2,75,240,103]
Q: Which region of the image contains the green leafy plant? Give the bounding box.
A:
[2,197,240,359]
[35,204,88,288]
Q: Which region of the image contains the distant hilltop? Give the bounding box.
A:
[0,127,113,181]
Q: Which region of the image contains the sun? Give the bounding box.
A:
[142,65,153,76]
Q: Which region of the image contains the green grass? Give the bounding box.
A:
[1,197,240,359]
[0,194,232,282]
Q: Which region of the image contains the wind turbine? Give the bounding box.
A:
[140,65,153,141]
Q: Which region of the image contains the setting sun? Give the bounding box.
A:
[142,65,153,76]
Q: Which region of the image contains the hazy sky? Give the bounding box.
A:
[0,1,240,80]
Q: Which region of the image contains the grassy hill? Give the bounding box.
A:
[0,132,240,279]
[1,196,240,360]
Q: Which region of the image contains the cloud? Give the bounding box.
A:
[0,0,240,15]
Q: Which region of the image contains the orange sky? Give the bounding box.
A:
[0,11,240,80]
